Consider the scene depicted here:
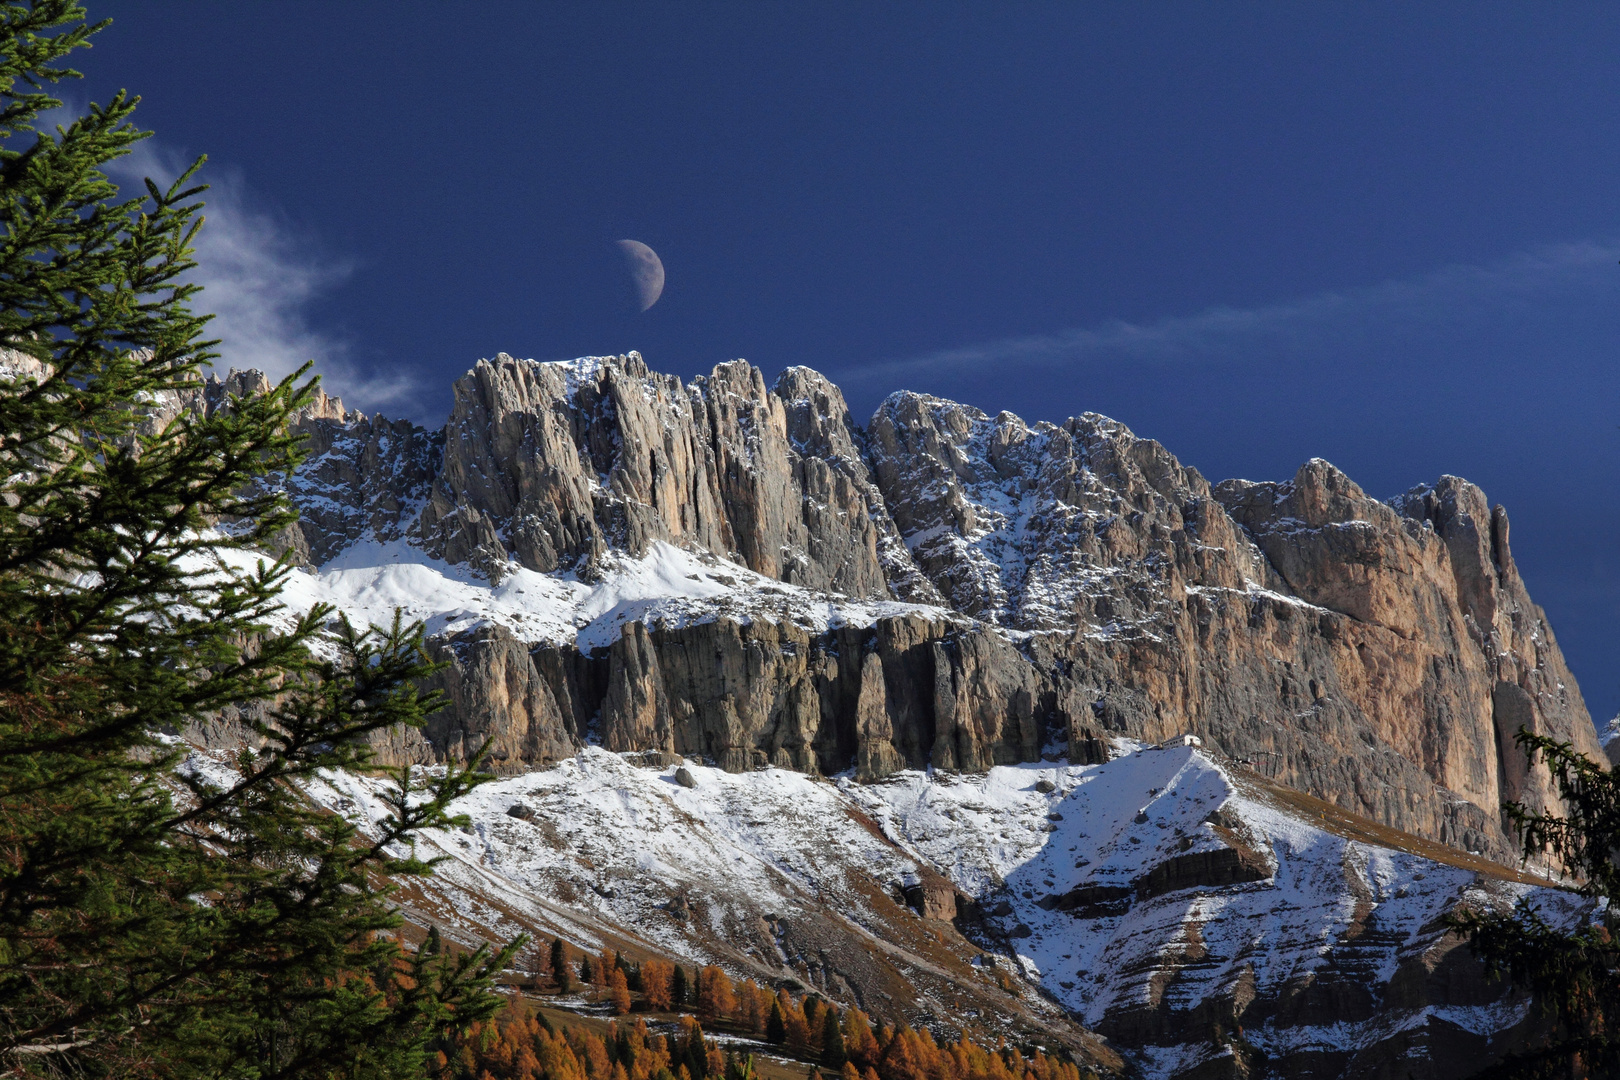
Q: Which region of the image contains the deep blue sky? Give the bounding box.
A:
[84,3,1620,724]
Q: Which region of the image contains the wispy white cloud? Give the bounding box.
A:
[853,241,1620,386]
[102,140,419,417]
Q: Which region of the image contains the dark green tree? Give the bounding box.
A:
[0,3,516,1076]
[551,937,574,993]
[672,964,690,1008]
[684,1020,709,1080]
[1448,730,1619,1079]
[819,1004,845,1070]
[765,998,788,1046]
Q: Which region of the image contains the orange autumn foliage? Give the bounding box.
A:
[695,966,736,1023]
[448,1008,723,1080]
[641,960,674,1012]
[732,979,767,1035]
[609,968,632,1016]
[447,976,1097,1080]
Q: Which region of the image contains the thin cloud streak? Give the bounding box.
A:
[854,241,1620,386]
[104,140,420,418]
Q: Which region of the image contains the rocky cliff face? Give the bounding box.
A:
[254,351,1601,868]
[409,353,918,600]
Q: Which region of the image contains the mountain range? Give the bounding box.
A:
[102,349,1614,1079]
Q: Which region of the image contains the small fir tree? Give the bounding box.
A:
[552,937,574,993]
[820,1005,847,1070]
[682,1018,709,1080]
[672,964,690,1008]
[1448,729,1619,1079]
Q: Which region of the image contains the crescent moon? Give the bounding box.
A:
[617,239,665,312]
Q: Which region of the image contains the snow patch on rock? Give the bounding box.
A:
[237,537,951,653]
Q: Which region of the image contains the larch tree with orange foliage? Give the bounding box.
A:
[695,966,736,1024]
[842,1009,881,1072]
[733,980,767,1035]
[609,969,633,1016]
[640,961,674,1012]
[779,991,811,1057]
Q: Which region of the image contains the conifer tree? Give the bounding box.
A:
[696,966,735,1023]
[820,1005,847,1070]
[552,938,574,993]
[803,998,822,1050]
[682,1019,709,1080]
[1448,729,1619,1079]
[766,999,788,1046]
[0,4,515,1076]
[672,964,690,1008]
[641,960,673,1011]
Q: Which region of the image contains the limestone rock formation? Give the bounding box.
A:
[279,407,440,566]
[865,393,1267,629]
[421,624,580,770]
[208,350,1602,866]
[1392,475,1607,814]
[406,352,916,594]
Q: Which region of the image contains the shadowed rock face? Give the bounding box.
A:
[245,351,1600,866]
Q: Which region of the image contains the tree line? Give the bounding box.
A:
[445,1001,1101,1080]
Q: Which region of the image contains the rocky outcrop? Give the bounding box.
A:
[418,625,580,770]
[899,868,966,922]
[857,395,1601,861]
[406,352,922,594]
[278,407,440,566]
[1208,462,1603,847]
[1130,842,1270,903]
[1390,476,1605,820]
[775,367,944,604]
[178,368,442,567]
[866,394,1268,629]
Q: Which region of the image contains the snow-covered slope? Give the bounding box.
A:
[262,538,950,654]
[844,747,1591,1076]
[292,744,1595,1080]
